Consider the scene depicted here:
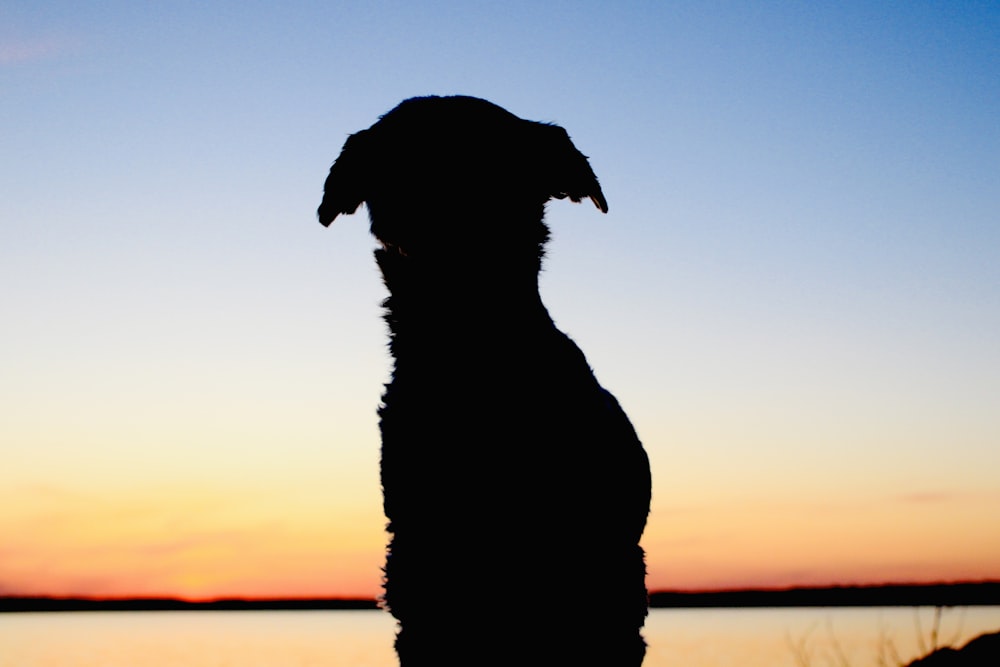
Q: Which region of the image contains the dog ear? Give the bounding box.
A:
[541,125,609,214]
[317,130,372,227]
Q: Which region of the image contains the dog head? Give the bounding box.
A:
[317,96,607,258]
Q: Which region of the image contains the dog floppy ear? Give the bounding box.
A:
[318,130,372,227]
[540,124,609,214]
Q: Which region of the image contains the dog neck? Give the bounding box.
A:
[374,244,557,357]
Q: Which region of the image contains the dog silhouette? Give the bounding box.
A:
[319,95,651,666]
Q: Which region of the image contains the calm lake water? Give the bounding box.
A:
[2,607,998,667]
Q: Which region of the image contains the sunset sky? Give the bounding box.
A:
[2,2,998,600]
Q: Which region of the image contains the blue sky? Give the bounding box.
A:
[2,2,998,596]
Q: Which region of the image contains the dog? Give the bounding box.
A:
[319,95,651,666]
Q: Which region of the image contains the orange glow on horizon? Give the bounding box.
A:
[3,480,998,600]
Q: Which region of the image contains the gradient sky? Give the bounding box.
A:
[2,2,998,600]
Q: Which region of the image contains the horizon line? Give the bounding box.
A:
[4,579,998,605]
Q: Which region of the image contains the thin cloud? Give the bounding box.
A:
[0,36,73,66]
[896,492,955,504]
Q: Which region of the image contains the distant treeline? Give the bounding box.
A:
[649,581,1000,608]
[0,597,378,613]
[3,582,998,612]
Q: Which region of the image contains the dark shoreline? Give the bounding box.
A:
[649,581,1000,608]
[3,582,998,613]
[0,597,380,613]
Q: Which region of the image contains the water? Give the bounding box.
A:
[2,607,998,666]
